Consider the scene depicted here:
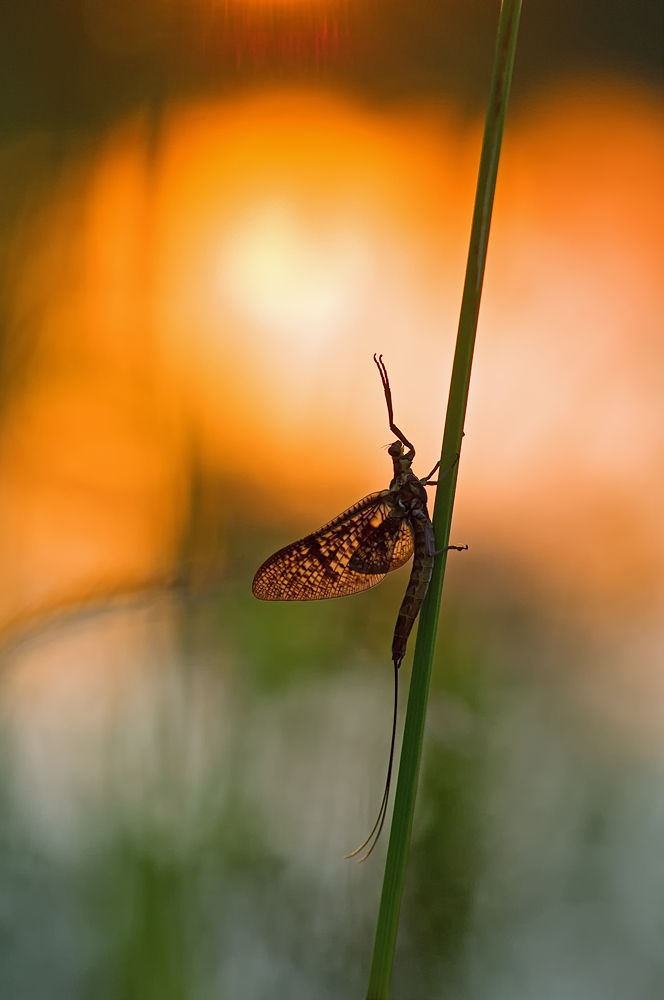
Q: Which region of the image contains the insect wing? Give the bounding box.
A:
[348,516,413,574]
[388,517,415,571]
[252,492,398,601]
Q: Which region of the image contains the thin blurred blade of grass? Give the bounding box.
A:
[367,2,523,995]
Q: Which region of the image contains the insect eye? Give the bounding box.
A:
[388,442,402,457]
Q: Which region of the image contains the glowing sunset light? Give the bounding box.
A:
[219,199,371,349]
[0,82,661,638]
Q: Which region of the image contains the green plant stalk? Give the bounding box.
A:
[365,2,523,997]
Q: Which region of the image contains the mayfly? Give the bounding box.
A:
[252,355,466,859]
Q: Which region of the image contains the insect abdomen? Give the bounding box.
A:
[391,512,435,668]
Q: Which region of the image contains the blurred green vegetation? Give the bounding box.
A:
[3,519,662,999]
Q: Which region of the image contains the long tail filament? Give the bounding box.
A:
[344,659,399,863]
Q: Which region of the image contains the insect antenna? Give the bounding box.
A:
[373,354,415,455]
[345,660,399,862]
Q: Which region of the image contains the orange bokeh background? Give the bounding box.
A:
[0,79,662,639]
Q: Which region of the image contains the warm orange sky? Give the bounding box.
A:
[0,78,662,633]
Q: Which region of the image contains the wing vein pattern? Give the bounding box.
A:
[252,492,414,601]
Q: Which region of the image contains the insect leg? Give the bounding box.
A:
[373,354,415,455]
[420,451,460,486]
[420,460,440,484]
[434,543,468,556]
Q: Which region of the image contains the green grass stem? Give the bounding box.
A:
[365,2,523,996]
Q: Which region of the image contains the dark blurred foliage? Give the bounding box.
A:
[0,0,662,142]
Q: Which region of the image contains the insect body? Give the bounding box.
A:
[252,355,464,858]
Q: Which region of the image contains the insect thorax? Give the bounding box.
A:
[389,474,428,510]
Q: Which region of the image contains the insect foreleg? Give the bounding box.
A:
[373,354,415,455]
[420,451,461,486]
[420,459,440,484]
